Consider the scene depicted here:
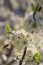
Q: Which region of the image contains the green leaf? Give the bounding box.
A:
[5,25,12,34]
[31,3,39,13]
[31,3,36,12]
[33,53,41,63]
[35,4,39,13]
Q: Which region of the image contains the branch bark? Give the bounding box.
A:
[19,47,27,65]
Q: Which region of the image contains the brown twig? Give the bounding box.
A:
[3,44,9,49]
[19,47,27,65]
[33,12,36,22]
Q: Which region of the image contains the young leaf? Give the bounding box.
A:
[5,25,12,34]
[31,3,40,13]
[33,53,41,63]
[31,3,36,12]
[35,4,39,13]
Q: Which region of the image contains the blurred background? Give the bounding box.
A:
[0,0,43,35]
[0,0,43,65]
[0,0,35,35]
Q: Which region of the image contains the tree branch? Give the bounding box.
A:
[19,47,27,65]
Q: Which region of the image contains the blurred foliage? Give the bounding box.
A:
[32,22,37,29]
[29,19,32,24]
[23,40,27,45]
